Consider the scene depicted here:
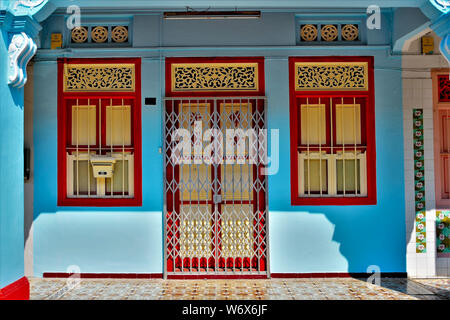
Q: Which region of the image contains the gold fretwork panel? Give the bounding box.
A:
[295,62,369,91]
[179,206,213,258]
[220,205,254,258]
[171,63,259,92]
[63,63,135,92]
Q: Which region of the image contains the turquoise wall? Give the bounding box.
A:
[33,59,164,274]
[266,55,405,273]
[0,29,25,288]
[32,12,405,276]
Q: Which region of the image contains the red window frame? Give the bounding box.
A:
[57,58,142,206]
[433,70,450,208]
[289,56,377,206]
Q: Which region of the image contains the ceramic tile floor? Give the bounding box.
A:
[29,277,450,300]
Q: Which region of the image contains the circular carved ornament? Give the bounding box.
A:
[300,24,318,42]
[71,27,88,43]
[111,26,128,43]
[341,24,359,41]
[91,26,108,43]
[321,25,338,42]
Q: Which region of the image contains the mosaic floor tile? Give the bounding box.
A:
[29,278,449,300]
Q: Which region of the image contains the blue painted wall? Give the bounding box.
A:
[33,12,405,275]
[266,55,405,273]
[33,59,164,275]
[0,29,26,288]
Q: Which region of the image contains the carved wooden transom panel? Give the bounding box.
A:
[171,63,259,92]
[295,62,369,91]
[63,63,135,92]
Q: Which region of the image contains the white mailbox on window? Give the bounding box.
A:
[90,156,117,179]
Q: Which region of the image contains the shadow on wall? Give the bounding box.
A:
[269,211,348,273]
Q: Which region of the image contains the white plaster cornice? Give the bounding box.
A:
[7,32,37,88]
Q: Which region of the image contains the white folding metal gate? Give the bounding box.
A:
[163,97,269,277]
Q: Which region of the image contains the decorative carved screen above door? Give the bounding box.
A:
[164,57,268,278]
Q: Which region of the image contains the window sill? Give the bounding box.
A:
[58,196,142,207]
[291,196,377,206]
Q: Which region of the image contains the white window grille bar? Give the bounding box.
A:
[306,97,310,196]
[76,98,79,197]
[441,110,444,197]
[298,96,367,197]
[341,97,346,196]
[68,98,136,199]
[185,99,189,273]
[109,99,113,196]
[122,99,125,197]
[213,98,218,273]
[247,97,251,270]
[447,108,449,198]
[354,97,358,195]
[171,99,177,269]
[242,98,246,273]
[177,102,182,270]
[99,98,102,154]
[254,97,260,274]
[319,97,323,195]
[329,97,335,195]
[330,97,334,153]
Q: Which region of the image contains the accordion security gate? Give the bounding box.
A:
[163,97,269,277]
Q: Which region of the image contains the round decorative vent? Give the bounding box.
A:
[320,25,338,42]
[111,26,128,43]
[300,24,318,42]
[91,26,108,43]
[341,24,359,41]
[71,26,88,43]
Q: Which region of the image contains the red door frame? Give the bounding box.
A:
[57,58,142,207]
[289,56,377,206]
[165,57,267,276]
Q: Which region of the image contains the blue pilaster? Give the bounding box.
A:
[0,0,53,293]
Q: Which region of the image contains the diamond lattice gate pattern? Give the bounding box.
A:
[164,97,269,277]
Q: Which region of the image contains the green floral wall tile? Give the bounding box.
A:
[436,210,450,255]
[413,109,426,253]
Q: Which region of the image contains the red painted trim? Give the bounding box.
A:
[164,63,267,273]
[271,272,407,278]
[167,275,268,279]
[288,56,377,206]
[42,272,407,280]
[165,57,265,97]
[432,70,450,208]
[0,277,29,300]
[271,273,351,278]
[57,58,142,207]
[43,273,163,279]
